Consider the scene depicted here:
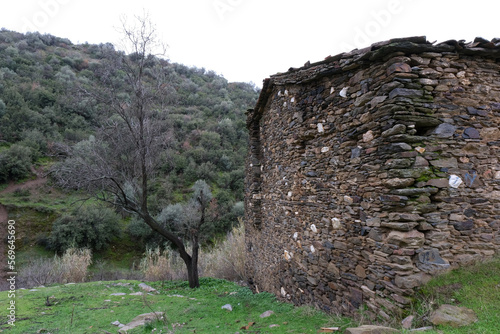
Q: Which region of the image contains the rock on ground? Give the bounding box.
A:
[429,304,478,327]
[118,312,164,333]
[345,325,401,334]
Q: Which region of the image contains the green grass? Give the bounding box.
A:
[410,256,500,334]
[0,278,354,333]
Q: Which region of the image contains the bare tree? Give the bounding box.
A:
[51,14,205,288]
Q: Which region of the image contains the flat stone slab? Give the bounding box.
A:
[118,312,164,333]
[430,304,478,327]
[345,325,401,334]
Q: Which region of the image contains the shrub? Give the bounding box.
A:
[48,204,121,252]
[0,144,32,182]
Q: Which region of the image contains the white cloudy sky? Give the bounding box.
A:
[1,0,498,86]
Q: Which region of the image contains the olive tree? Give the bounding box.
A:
[51,14,206,288]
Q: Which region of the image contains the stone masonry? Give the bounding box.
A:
[245,36,500,318]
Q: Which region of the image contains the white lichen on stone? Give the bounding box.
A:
[340,86,349,98]
[331,218,341,229]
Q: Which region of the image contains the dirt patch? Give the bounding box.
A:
[0,167,49,291]
[0,167,48,196]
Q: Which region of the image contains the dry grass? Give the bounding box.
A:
[59,248,92,283]
[138,222,246,282]
[200,222,246,281]
[139,247,186,281]
[18,248,92,288]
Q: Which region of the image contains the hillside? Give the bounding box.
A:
[0,29,259,267]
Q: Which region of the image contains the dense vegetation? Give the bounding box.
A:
[0,28,259,252]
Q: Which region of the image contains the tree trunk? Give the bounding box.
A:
[185,254,200,288]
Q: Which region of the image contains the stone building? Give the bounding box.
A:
[245,36,500,318]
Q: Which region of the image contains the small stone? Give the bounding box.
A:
[344,196,354,204]
[430,304,478,327]
[345,325,401,334]
[431,123,457,138]
[389,87,423,99]
[110,293,127,296]
[401,315,414,329]
[355,265,366,279]
[425,178,448,188]
[222,304,233,311]
[370,96,388,108]
[321,146,330,153]
[138,283,157,293]
[317,123,325,133]
[480,127,500,141]
[351,146,362,159]
[392,142,412,151]
[363,130,375,142]
[415,146,426,154]
[452,220,474,231]
[387,63,412,75]
[118,312,164,333]
[395,273,431,289]
[430,158,458,168]
[385,230,425,248]
[260,310,275,318]
[383,178,415,188]
[382,124,406,137]
[463,127,480,139]
[414,156,429,167]
[331,218,342,229]
[129,292,143,296]
[416,249,450,274]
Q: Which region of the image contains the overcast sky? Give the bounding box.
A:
[1,0,498,86]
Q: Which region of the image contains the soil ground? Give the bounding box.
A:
[0,168,48,291]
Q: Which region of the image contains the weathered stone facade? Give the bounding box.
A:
[245,36,500,318]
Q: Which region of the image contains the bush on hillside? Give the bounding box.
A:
[48,204,121,252]
[0,144,32,182]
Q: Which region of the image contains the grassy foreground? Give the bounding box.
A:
[2,258,499,333]
[411,256,500,334]
[0,278,353,333]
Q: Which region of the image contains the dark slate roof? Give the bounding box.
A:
[249,36,500,118]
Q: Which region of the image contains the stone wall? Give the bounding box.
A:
[245,36,500,318]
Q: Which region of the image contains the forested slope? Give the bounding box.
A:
[0,29,259,251]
